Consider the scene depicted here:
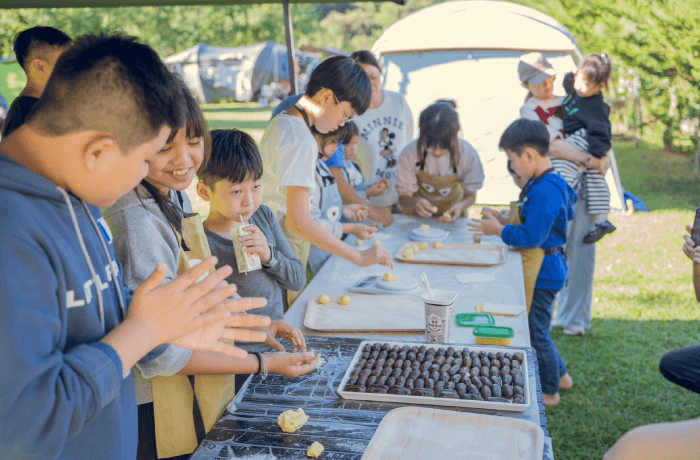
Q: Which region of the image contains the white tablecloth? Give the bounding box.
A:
[285,214,531,347]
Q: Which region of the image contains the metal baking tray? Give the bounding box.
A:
[336,340,530,413]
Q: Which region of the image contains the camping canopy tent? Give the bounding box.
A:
[163,42,320,103]
[371,0,627,211]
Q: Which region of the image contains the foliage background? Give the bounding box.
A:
[0,0,698,151]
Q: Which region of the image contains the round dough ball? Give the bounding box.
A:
[339,295,352,305]
[318,294,330,305]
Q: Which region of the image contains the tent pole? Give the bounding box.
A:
[282,0,298,95]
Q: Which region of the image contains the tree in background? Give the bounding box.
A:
[0,0,697,151]
[0,5,320,58]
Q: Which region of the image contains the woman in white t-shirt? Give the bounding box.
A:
[259,56,393,297]
[343,50,414,212]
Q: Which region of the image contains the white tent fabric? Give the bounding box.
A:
[371,0,627,211]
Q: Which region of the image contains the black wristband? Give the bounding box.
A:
[253,352,262,375]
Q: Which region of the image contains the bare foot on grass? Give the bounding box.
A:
[559,373,573,390]
[543,392,561,406]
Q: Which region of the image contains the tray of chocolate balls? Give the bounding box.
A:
[337,341,529,413]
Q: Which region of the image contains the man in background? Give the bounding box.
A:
[2,26,71,138]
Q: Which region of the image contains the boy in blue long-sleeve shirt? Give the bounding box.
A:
[474,118,578,407]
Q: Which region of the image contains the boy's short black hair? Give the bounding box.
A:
[28,33,186,154]
[14,26,71,70]
[305,55,371,116]
[499,118,550,157]
[200,129,263,188]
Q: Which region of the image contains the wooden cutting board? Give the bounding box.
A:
[395,242,506,266]
[303,295,424,331]
[361,406,544,460]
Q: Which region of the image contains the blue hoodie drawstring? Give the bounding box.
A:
[56,186,106,330]
[82,201,127,321]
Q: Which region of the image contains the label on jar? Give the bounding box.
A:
[424,303,453,343]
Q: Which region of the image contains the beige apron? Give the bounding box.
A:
[404,154,464,216]
[151,213,237,458]
[509,201,544,313]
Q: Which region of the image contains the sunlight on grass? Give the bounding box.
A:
[549,210,700,460]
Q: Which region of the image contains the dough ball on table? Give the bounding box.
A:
[421,224,430,232]
[318,294,330,305]
[434,241,444,249]
[307,441,324,458]
[383,273,398,281]
[278,408,309,433]
[419,242,428,250]
[339,295,352,306]
[404,252,415,260]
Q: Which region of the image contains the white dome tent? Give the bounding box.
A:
[371,0,626,210]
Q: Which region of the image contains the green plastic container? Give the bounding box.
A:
[473,325,514,346]
[455,313,494,327]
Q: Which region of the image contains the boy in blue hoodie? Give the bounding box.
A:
[474,118,578,407]
[0,33,269,460]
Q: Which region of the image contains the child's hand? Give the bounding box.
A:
[172,304,269,358]
[358,245,394,269]
[366,180,388,197]
[470,212,504,237]
[240,225,272,262]
[482,207,509,226]
[342,204,369,222]
[368,206,394,227]
[415,198,434,218]
[350,223,377,240]
[682,225,700,263]
[127,257,268,354]
[441,203,466,223]
[266,350,321,379]
[585,155,610,174]
[249,319,306,352]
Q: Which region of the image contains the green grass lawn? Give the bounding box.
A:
[198,106,700,459]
